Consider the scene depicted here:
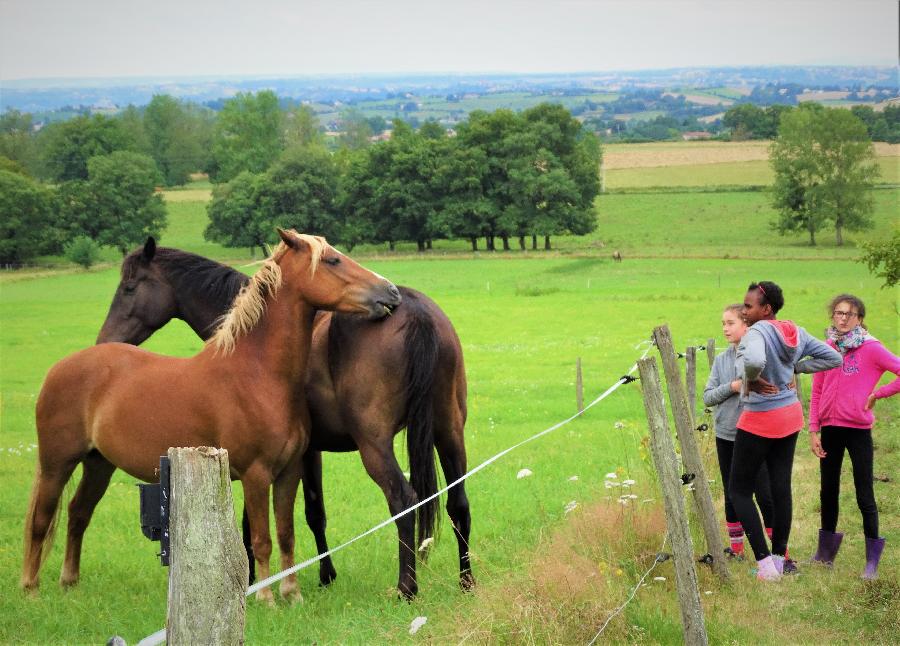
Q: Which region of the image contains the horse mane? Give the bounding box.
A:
[208,233,327,355]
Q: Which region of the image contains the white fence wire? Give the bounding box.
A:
[138,342,654,646]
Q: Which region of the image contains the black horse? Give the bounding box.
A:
[97,238,474,598]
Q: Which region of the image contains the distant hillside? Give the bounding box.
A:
[2,66,897,113]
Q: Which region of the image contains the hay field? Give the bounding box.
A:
[603,141,900,170]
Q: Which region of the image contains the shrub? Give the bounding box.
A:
[65,235,102,269]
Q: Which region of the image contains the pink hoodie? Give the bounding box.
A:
[809,339,900,431]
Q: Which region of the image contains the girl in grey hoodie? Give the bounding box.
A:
[731,281,842,581]
[704,304,775,560]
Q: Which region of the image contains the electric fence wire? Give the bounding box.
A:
[138,341,654,646]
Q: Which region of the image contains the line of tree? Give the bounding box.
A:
[205,103,602,255]
[724,102,900,142]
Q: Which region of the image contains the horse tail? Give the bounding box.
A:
[402,297,441,555]
[21,465,63,586]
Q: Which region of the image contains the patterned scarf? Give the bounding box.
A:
[826,324,875,354]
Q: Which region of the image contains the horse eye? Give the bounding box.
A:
[323,257,341,266]
[123,284,137,294]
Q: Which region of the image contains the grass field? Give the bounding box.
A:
[1,143,898,643]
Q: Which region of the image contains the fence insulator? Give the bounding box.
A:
[695,423,709,432]
[697,554,714,565]
[681,473,696,485]
[621,374,638,384]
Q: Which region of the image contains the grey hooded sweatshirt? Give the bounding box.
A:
[736,319,842,412]
[703,344,742,441]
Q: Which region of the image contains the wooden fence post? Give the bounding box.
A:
[705,339,716,371]
[685,346,697,424]
[653,325,729,580]
[576,357,584,413]
[638,357,708,646]
[167,447,248,645]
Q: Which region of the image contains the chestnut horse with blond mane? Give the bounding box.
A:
[22,230,400,603]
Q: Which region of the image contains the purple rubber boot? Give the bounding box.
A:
[810,529,844,566]
[862,537,885,580]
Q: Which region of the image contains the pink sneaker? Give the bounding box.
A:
[756,556,782,581]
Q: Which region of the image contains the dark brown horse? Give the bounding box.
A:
[96,238,473,598]
[23,230,401,604]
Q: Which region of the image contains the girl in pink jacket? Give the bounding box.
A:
[809,293,900,580]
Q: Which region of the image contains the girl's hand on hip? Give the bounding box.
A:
[810,432,826,459]
[864,393,876,411]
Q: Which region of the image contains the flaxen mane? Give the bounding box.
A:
[208,233,327,354]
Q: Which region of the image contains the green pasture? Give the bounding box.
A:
[1,247,898,643]
[2,158,899,642]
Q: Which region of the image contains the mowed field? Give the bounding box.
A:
[1,145,898,643]
[604,141,900,189]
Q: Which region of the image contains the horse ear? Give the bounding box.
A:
[277,228,303,250]
[142,237,157,262]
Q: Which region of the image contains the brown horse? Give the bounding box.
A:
[96,238,474,598]
[22,230,401,604]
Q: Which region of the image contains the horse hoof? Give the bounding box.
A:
[255,589,276,607]
[319,564,337,587]
[459,573,476,592]
[279,581,303,605]
[398,584,418,602]
[60,574,79,588]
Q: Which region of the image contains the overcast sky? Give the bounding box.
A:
[0,0,896,81]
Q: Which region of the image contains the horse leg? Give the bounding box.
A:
[60,451,116,587]
[241,470,275,605]
[241,507,256,584]
[302,450,337,586]
[272,457,303,604]
[357,441,419,599]
[436,413,475,590]
[21,459,80,591]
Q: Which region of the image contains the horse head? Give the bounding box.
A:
[276,228,401,320]
[96,237,178,345]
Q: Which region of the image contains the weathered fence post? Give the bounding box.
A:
[576,357,584,413]
[685,346,697,424]
[167,447,248,645]
[638,356,708,646]
[705,339,716,371]
[653,325,729,580]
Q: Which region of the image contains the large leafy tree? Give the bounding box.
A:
[337,121,444,251]
[38,114,138,182]
[770,104,879,246]
[144,95,213,186]
[0,110,40,175]
[83,151,167,254]
[211,90,282,183]
[283,104,324,150]
[261,146,340,239]
[0,170,60,264]
[205,171,271,257]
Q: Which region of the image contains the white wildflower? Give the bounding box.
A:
[623,479,636,486]
[568,475,579,481]
[517,468,533,479]
[564,501,578,514]
[605,472,618,479]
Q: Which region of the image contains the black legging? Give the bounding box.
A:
[729,429,799,560]
[819,425,879,539]
[716,436,774,527]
